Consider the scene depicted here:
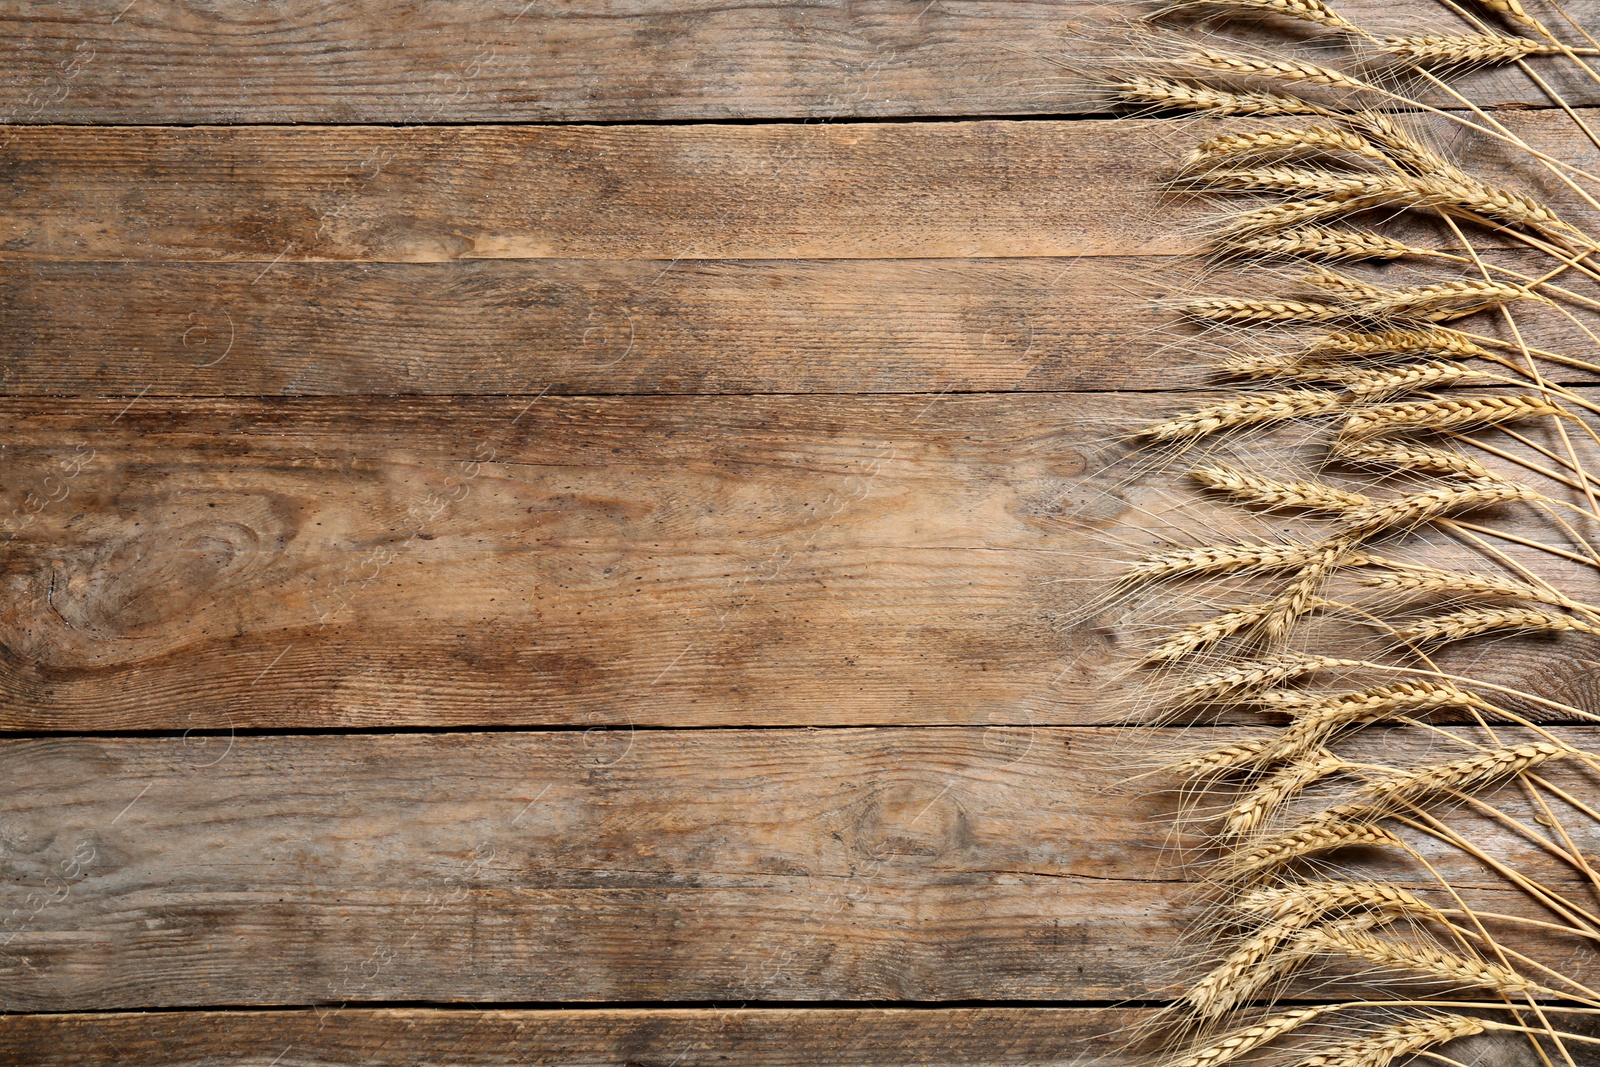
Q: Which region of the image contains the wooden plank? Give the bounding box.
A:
[11,113,1597,266]
[3,392,1595,731]
[3,0,1598,124]
[0,728,1594,1010]
[0,258,1162,395]
[0,1006,1140,1066]
[5,251,1598,395]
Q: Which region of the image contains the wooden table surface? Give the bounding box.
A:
[5,2,1600,1063]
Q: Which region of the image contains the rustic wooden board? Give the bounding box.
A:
[0,1006,1141,1066]
[5,392,1596,731]
[11,114,1598,266]
[1,727,1594,1011]
[6,252,1597,396]
[3,0,1598,124]
[8,116,1600,394]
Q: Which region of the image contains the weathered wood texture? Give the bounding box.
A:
[6,392,1596,732]
[7,116,1600,394]
[0,1007,1140,1066]
[16,115,1598,265]
[2,0,1597,124]
[2,727,1596,1011]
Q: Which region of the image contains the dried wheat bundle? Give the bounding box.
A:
[1105,0,1600,1063]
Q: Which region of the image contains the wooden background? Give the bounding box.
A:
[6,1,1600,1063]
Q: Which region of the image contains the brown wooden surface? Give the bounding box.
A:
[4,392,1596,732]
[3,0,1599,124]
[2,728,1594,1011]
[7,116,1600,394]
[10,0,1600,1057]
[0,1007,1141,1066]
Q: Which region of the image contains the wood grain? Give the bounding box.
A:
[2,0,1598,124]
[12,113,1597,267]
[0,727,1594,1010]
[7,252,1600,396]
[0,1006,1142,1066]
[4,392,1596,732]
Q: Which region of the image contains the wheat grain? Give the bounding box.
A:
[1258,536,1358,639]
[1340,394,1566,438]
[1294,1015,1486,1067]
[1477,0,1541,30]
[1142,391,1346,440]
[1298,926,1543,994]
[1398,605,1600,645]
[1217,351,1309,379]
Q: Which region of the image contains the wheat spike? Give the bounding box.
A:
[1176,48,1367,88]
[1377,32,1549,65]
[1257,536,1357,639]
[1115,75,1327,115]
[1141,602,1277,664]
[1161,1007,1334,1067]
[1298,926,1544,994]
[1151,0,1355,28]
[1186,295,1346,323]
[1353,278,1536,322]
[1340,479,1538,534]
[1238,880,1440,925]
[1184,127,1385,169]
[1341,394,1566,439]
[1172,737,1280,776]
[1330,438,1494,479]
[1305,327,1487,360]
[1335,360,1488,398]
[1221,226,1414,261]
[1225,751,1348,834]
[1357,561,1573,607]
[1168,653,1362,706]
[1230,812,1402,876]
[1259,681,1482,760]
[1143,391,1346,441]
[1216,351,1309,379]
[1187,914,1390,1018]
[1294,1015,1486,1067]
[1354,741,1566,811]
[1124,541,1329,584]
[1398,605,1600,645]
[1191,463,1370,511]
